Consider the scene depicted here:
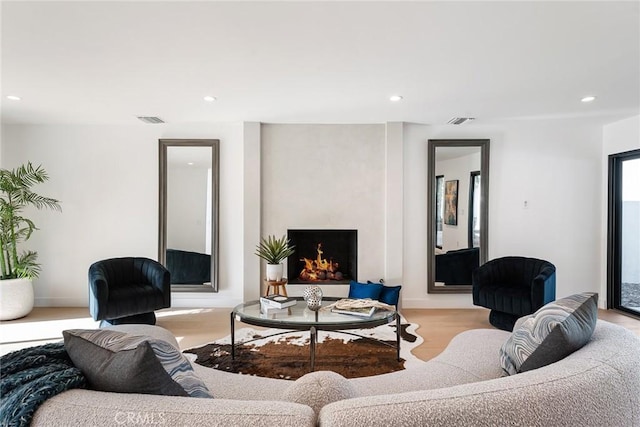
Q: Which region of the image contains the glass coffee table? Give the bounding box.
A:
[231,297,400,371]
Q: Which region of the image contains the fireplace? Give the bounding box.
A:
[287,229,357,284]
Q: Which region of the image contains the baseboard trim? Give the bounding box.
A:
[401,298,478,309]
[35,296,478,310]
[171,293,241,308]
[35,296,241,309]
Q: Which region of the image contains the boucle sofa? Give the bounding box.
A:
[32,320,640,427]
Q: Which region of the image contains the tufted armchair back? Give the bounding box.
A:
[474,257,555,287]
[472,256,556,331]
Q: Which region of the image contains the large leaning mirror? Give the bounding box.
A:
[427,139,489,294]
[159,139,220,292]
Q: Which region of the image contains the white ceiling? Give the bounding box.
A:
[1,1,638,126]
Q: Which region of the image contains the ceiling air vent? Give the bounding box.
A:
[446,117,475,125]
[137,116,165,124]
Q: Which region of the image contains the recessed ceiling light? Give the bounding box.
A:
[6,95,21,101]
[187,162,194,166]
[581,96,596,103]
[389,95,403,102]
[203,96,217,102]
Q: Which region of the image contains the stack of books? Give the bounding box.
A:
[330,306,377,317]
[329,298,382,318]
[260,294,296,316]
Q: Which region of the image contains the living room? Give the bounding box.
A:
[1,2,639,426]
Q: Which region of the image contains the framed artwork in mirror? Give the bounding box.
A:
[444,179,459,225]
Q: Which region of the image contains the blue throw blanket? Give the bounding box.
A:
[0,342,86,427]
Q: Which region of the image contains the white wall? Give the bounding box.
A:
[1,117,609,310]
[242,122,262,303]
[260,124,386,296]
[600,115,640,307]
[0,122,258,308]
[403,119,603,308]
[384,123,404,285]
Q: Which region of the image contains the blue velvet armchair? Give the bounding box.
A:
[472,256,556,331]
[89,257,171,327]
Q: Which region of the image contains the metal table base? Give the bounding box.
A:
[230,307,401,372]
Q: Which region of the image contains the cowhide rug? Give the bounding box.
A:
[184,320,424,380]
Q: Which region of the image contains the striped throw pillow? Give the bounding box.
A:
[500,293,598,375]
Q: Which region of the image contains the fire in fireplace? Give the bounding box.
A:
[287,229,357,284]
[298,243,344,281]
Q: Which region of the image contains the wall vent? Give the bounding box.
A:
[137,116,165,124]
[446,117,475,125]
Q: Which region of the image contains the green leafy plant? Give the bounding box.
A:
[0,162,61,280]
[255,235,295,265]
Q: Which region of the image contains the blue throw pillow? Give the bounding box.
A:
[349,281,383,300]
[367,281,401,306]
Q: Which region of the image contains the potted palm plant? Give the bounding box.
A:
[255,235,295,281]
[0,162,61,320]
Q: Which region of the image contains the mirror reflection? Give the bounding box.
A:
[427,139,489,294]
[159,139,219,292]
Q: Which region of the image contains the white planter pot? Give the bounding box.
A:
[0,277,34,321]
[265,263,284,281]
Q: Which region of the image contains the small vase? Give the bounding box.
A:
[303,286,323,311]
[266,263,283,281]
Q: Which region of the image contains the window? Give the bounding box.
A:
[607,149,640,318]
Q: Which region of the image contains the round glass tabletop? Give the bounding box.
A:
[232,297,397,331]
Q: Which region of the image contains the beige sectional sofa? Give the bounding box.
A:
[32,320,640,426]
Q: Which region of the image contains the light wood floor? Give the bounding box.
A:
[1,307,638,359]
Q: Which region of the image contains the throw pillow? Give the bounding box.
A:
[513,314,534,332]
[349,280,383,300]
[367,281,402,307]
[282,371,358,415]
[500,292,598,376]
[105,324,181,350]
[63,329,213,398]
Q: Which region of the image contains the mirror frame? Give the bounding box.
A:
[427,139,490,294]
[159,139,220,292]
